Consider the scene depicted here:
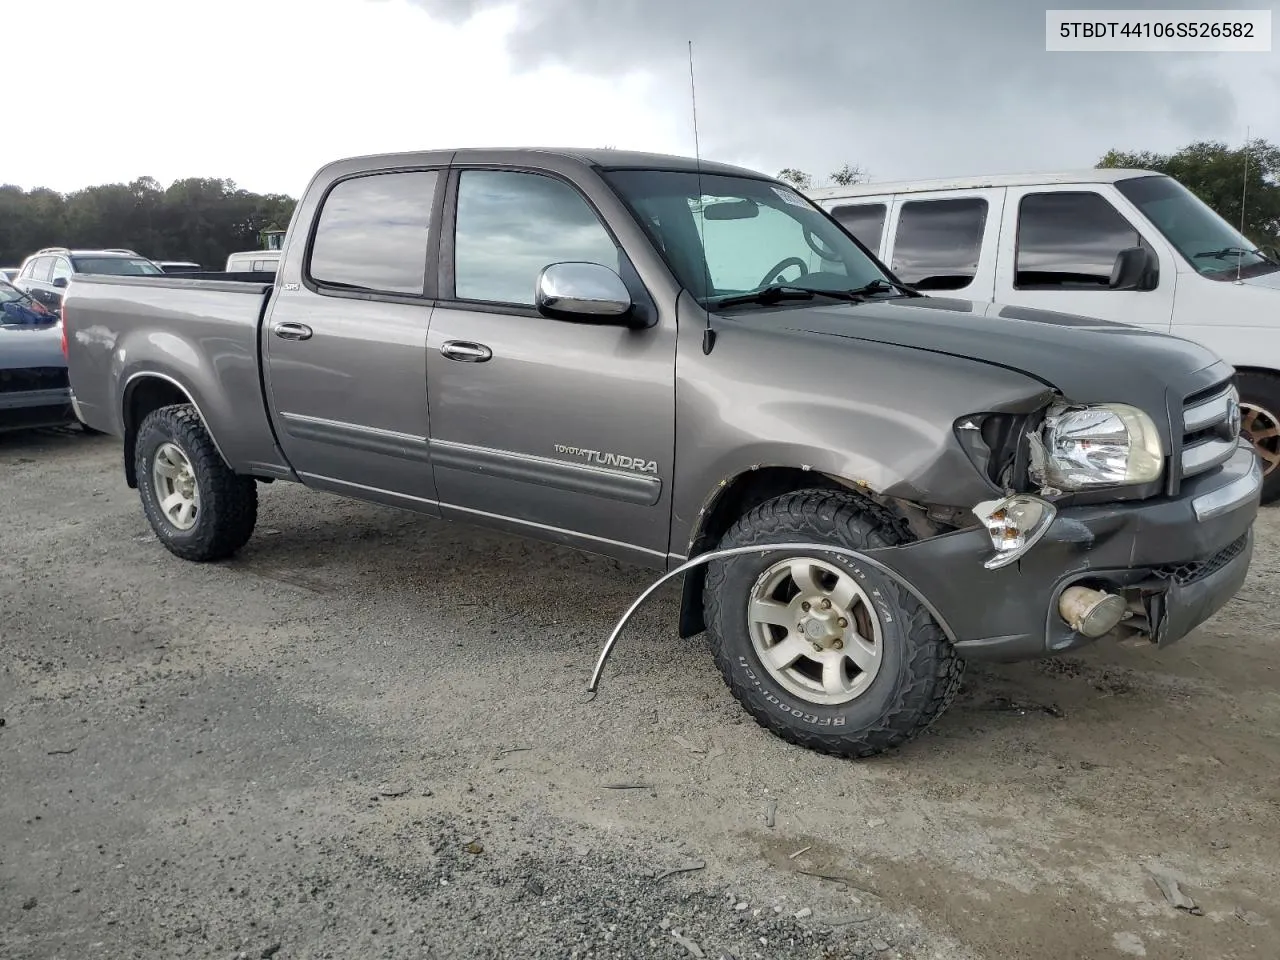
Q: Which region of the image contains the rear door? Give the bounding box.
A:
[262,166,447,513]
[990,185,1176,332]
[882,189,1004,300]
[424,164,677,566]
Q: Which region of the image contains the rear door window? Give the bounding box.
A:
[830,203,887,253]
[890,198,988,291]
[308,170,439,295]
[30,257,55,282]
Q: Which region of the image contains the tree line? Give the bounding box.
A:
[779,139,1280,251]
[0,177,297,269]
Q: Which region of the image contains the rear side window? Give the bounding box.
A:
[309,170,438,295]
[890,198,988,290]
[28,257,54,282]
[830,203,887,253]
[1015,192,1147,289]
[453,169,619,306]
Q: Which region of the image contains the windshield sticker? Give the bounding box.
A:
[771,186,808,208]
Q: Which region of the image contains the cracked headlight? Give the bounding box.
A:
[1033,403,1164,490]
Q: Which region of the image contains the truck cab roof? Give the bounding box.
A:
[319,147,767,181]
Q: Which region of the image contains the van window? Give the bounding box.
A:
[1015,192,1147,289]
[830,203,887,252]
[309,170,438,295]
[890,198,987,290]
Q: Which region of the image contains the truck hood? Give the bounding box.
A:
[746,295,1230,414]
[0,320,64,372]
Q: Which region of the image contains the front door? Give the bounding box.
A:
[262,166,446,513]
[991,185,1177,332]
[425,166,677,567]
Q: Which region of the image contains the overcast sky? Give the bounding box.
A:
[7,0,1277,196]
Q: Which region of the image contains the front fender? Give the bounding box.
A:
[669,325,1056,555]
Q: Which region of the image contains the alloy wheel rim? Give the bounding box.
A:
[747,556,884,706]
[152,442,201,531]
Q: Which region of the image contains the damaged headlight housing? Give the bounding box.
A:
[1031,403,1164,490]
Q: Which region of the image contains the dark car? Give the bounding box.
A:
[14,247,163,310]
[0,278,73,432]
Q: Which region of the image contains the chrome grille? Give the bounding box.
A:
[1179,380,1240,480]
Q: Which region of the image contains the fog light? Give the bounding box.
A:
[972,494,1057,570]
[1058,585,1127,638]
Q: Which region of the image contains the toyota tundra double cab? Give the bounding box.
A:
[62,148,1261,757]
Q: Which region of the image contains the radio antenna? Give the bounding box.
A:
[689,40,716,355]
[1237,125,1250,283]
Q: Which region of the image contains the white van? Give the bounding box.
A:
[225,250,281,273]
[808,169,1280,502]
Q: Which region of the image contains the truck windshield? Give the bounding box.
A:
[1114,174,1279,280]
[72,257,164,276]
[603,169,890,306]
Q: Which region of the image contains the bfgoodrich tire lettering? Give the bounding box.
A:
[703,488,963,758]
[135,404,257,562]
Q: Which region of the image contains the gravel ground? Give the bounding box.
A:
[2,428,1278,960]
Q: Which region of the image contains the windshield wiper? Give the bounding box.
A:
[839,277,921,298]
[710,285,821,309]
[1194,246,1271,262]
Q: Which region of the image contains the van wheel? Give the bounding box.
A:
[1237,371,1280,505]
[135,404,257,561]
[703,489,963,758]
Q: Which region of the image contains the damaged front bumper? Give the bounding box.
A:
[873,441,1262,663]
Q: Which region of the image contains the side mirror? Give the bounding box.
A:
[52,276,69,289]
[1109,246,1157,291]
[535,262,633,324]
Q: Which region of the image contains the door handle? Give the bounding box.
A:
[272,321,313,341]
[441,340,492,362]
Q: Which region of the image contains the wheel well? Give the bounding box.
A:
[121,377,192,488]
[677,468,848,638]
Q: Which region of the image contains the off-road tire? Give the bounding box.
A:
[703,488,963,758]
[135,404,257,562]
[1236,370,1280,506]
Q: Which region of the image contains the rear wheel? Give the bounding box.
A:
[703,489,963,758]
[1237,371,1280,505]
[135,404,257,561]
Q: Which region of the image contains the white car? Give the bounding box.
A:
[809,169,1280,501]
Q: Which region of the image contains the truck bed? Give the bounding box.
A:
[63,273,289,478]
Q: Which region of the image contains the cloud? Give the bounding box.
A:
[399,0,1276,181]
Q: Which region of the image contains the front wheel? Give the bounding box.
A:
[703,489,963,758]
[1236,371,1280,505]
[135,404,258,561]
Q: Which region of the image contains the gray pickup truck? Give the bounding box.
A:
[63,148,1262,757]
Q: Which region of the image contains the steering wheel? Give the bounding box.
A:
[804,226,841,261]
[758,257,809,288]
